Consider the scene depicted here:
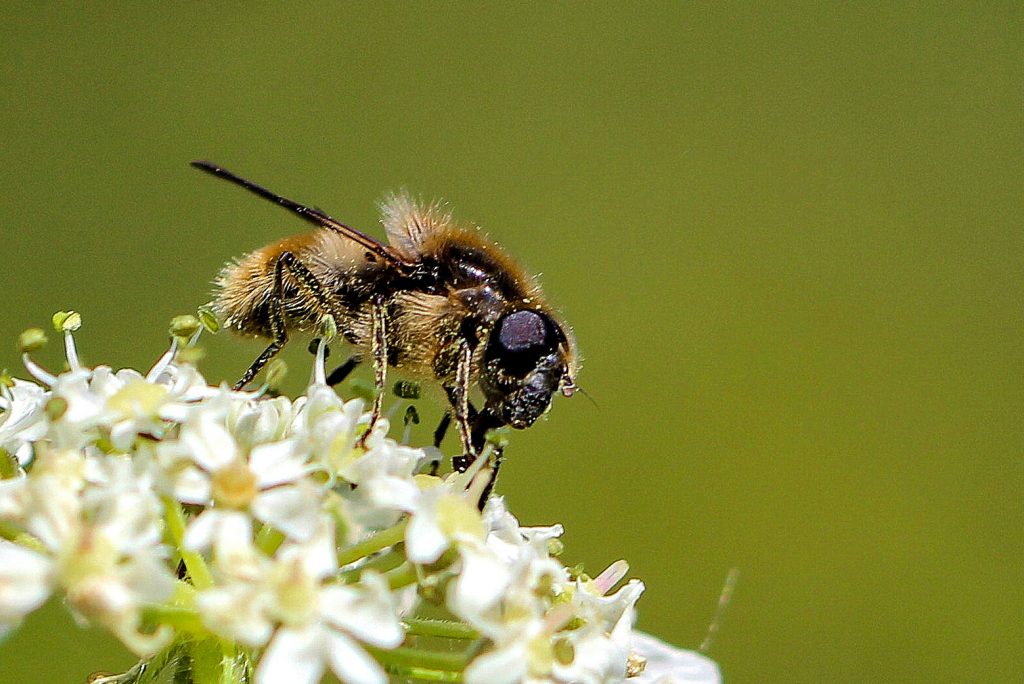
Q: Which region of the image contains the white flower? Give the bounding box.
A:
[0,448,174,655]
[160,412,322,550]
[629,632,722,684]
[550,579,644,684]
[447,538,515,635]
[256,568,404,684]
[227,394,297,451]
[401,477,487,564]
[196,521,405,684]
[292,385,367,477]
[36,356,211,455]
[0,379,48,464]
[0,541,51,634]
[448,497,566,641]
[0,319,719,684]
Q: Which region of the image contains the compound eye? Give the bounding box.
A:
[498,310,548,353]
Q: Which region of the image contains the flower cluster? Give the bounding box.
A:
[0,313,720,684]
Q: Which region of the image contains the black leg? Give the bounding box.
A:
[475,445,504,509]
[427,412,452,476]
[234,251,339,390]
[233,257,290,390]
[327,357,360,386]
[433,412,452,448]
[468,407,506,507]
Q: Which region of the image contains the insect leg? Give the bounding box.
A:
[326,357,360,386]
[234,252,339,390]
[469,407,506,506]
[433,412,452,448]
[233,257,292,390]
[425,412,453,476]
[450,340,475,470]
[358,295,388,443]
[474,445,504,509]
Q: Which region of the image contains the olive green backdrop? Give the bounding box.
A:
[0,4,1020,683]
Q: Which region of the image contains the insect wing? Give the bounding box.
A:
[192,161,412,270]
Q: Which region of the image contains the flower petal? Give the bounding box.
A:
[465,642,527,684]
[252,481,322,541]
[326,631,388,684]
[0,542,52,625]
[197,584,273,647]
[250,439,307,488]
[320,573,402,649]
[405,509,448,564]
[629,631,722,684]
[183,416,237,471]
[256,625,326,684]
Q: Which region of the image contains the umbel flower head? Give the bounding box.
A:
[0,312,720,684]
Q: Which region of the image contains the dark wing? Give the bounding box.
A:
[191,161,413,271]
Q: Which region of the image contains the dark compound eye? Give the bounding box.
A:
[498,310,548,352]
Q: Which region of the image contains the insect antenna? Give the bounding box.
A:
[576,385,599,409]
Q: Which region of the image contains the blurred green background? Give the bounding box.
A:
[1,3,1020,682]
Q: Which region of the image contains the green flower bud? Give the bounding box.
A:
[169,314,201,339]
[197,304,220,334]
[567,564,588,582]
[18,328,47,353]
[392,380,421,399]
[52,311,82,332]
[319,314,337,341]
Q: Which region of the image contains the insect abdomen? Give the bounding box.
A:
[213,233,333,338]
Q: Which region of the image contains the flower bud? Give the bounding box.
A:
[393,380,421,399]
[319,314,337,342]
[52,311,82,332]
[169,314,201,339]
[18,328,47,353]
[197,304,220,334]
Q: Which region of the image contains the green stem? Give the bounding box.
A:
[381,665,463,682]
[366,645,469,673]
[334,548,406,583]
[403,618,480,640]
[140,604,205,634]
[162,496,213,589]
[8,531,46,553]
[384,561,419,589]
[336,518,408,567]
